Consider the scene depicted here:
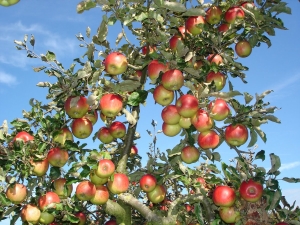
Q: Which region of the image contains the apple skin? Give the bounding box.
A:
[104,52,128,75]
[185,16,205,35]
[39,212,55,224]
[208,98,231,121]
[206,71,226,91]
[147,184,166,203]
[97,127,114,144]
[130,145,138,156]
[198,130,220,150]
[47,148,69,168]
[107,173,130,194]
[175,94,199,118]
[225,124,248,146]
[212,185,236,207]
[235,40,252,58]
[142,45,156,55]
[99,93,123,118]
[161,69,184,91]
[219,206,241,223]
[196,177,206,187]
[239,179,263,203]
[179,116,192,129]
[224,6,245,24]
[140,174,157,193]
[207,54,223,65]
[31,158,49,176]
[53,127,73,145]
[0,0,20,6]
[6,183,27,204]
[96,159,115,178]
[38,191,61,210]
[109,121,126,139]
[90,185,109,205]
[64,96,89,119]
[74,212,87,225]
[206,6,222,25]
[169,35,184,52]
[105,220,117,225]
[13,131,34,143]
[218,23,230,33]
[181,146,200,164]
[71,118,93,139]
[90,169,108,185]
[191,109,214,132]
[162,122,182,137]
[147,60,168,81]
[76,180,96,201]
[53,178,73,199]
[161,105,181,125]
[153,84,174,106]
[21,204,41,224]
[83,109,98,125]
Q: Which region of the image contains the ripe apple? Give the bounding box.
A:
[224,6,245,24]
[99,93,123,118]
[212,185,236,207]
[90,185,109,205]
[239,179,263,203]
[71,118,93,139]
[147,184,166,203]
[185,16,205,35]
[218,23,230,33]
[97,127,114,144]
[64,96,89,119]
[219,206,241,223]
[207,54,223,65]
[38,191,60,210]
[179,116,192,129]
[109,121,126,139]
[140,174,157,193]
[21,204,41,224]
[225,124,248,146]
[153,84,174,106]
[196,177,206,187]
[147,60,168,81]
[161,105,181,125]
[31,158,49,176]
[47,148,69,168]
[74,212,86,225]
[104,52,128,75]
[169,35,184,52]
[142,45,156,55]
[76,180,96,201]
[208,98,230,121]
[161,69,184,91]
[206,71,226,91]
[107,173,129,194]
[162,122,182,137]
[235,40,252,58]
[39,212,55,224]
[175,94,199,118]
[0,0,20,6]
[83,109,98,125]
[96,159,115,178]
[191,109,214,132]
[206,6,222,25]
[90,169,108,185]
[130,145,138,156]
[53,127,73,145]
[105,220,117,225]
[181,146,200,164]
[178,26,187,37]
[6,183,27,204]
[53,178,73,199]
[13,131,34,143]
[198,130,220,149]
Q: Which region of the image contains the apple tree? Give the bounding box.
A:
[0,0,300,224]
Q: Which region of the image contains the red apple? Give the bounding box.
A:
[162,122,182,137]
[161,105,181,125]
[142,45,156,55]
[206,71,226,91]
[235,40,252,58]
[175,94,199,118]
[147,184,166,203]
[97,127,114,144]
[218,23,230,33]
[90,185,109,205]
[239,179,263,203]
[212,185,236,207]
[224,6,245,24]
[13,131,34,143]
[105,220,117,225]
[140,174,157,193]
[206,6,222,25]
[47,148,69,168]
[83,109,98,125]
[6,183,27,204]
[21,204,41,224]
[53,127,73,145]
[71,118,93,139]
[191,109,214,132]
[53,178,73,199]
[207,54,223,65]
[169,35,184,52]
[147,60,168,81]
[74,212,86,225]
[225,124,248,146]
[153,84,174,106]
[39,212,55,224]
[181,146,200,164]
[130,145,138,156]
[219,206,241,223]
[109,121,126,139]
[179,116,192,129]
[96,159,115,178]
[198,130,220,149]
[161,69,184,91]
[107,173,129,194]
[64,96,89,119]
[208,98,230,121]
[104,52,128,75]
[185,16,205,35]
[31,158,49,176]
[38,191,60,210]
[196,177,206,187]
[90,169,108,185]
[76,180,96,201]
[99,93,123,118]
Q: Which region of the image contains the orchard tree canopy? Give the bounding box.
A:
[0,0,299,225]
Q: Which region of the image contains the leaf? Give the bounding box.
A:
[97,16,108,42]
[265,189,281,210]
[50,167,61,180]
[113,80,140,92]
[30,34,35,47]
[195,203,205,225]
[80,165,90,178]
[182,7,205,16]
[86,26,91,38]
[33,66,46,72]
[209,91,242,100]
[282,177,300,183]
[46,51,56,61]
[253,126,267,143]
[265,115,281,123]
[228,81,234,91]
[127,90,148,106]
[244,92,253,104]
[0,193,10,206]
[268,153,281,175]
[163,2,186,12]
[247,128,257,148]
[255,150,265,161]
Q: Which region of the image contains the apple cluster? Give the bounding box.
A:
[139,174,166,204]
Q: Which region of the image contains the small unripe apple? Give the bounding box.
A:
[90,169,108,185]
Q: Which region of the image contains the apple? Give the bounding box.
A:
[218,23,230,33]
[161,69,184,91]
[99,93,123,118]
[196,177,206,187]
[153,84,174,106]
[105,220,117,225]
[39,212,55,224]
[185,204,193,212]
[239,179,263,203]
[53,178,73,199]
[225,123,248,146]
[100,112,116,122]
[175,94,199,118]
[162,122,182,137]
[161,105,181,125]
[219,206,241,223]
[140,174,157,193]
[83,109,98,125]
[107,173,129,194]
[109,121,126,139]
[64,96,89,119]
[71,118,93,139]
[206,6,222,25]
[90,185,109,205]
[206,71,226,91]
[21,204,41,224]
[74,212,86,225]
[13,131,34,143]
[6,183,27,204]
[133,70,143,78]
[169,35,184,52]
[235,40,252,58]
[207,54,223,65]
[198,130,220,149]
[212,185,236,207]
[53,127,73,145]
[130,145,138,156]
[47,148,69,168]
[147,184,166,203]
[31,158,49,176]
[224,6,245,24]
[104,52,128,75]
[181,146,200,164]
[38,191,60,210]
[90,169,108,185]
[76,180,96,201]
[191,109,214,132]
[147,60,168,81]
[185,16,205,35]
[241,1,255,8]
[142,45,156,55]
[96,159,115,178]
[208,98,231,121]
[178,26,187,37]
[179,116,192,129]
[97,127,114,144]
[0,0,20,6]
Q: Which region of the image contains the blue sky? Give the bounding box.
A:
[1,1,300,224]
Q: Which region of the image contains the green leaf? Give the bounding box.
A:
[0,193,10,206]
[127,90,148,106]
[265,115,281,123]
[253,126,267,143]
[182,8,205,16]
[244,92,253,104]
[255,150,265,161]
[86,26,91,38]
[209,91,242,100]
[80,165,90,178]
[282,177,300,183]
[247,128,257,148]
[50,167,61,180]
[163,1,186,12]
[97,16,108,42]
[195,203,205,225]
[265,189,281,210]
[46,51,56,61]
[268,153,281,175]
[33,66,46,72]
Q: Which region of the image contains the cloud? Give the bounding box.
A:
[280,161,300,171]
[282,188,300,207]
[267,73,300,93]
[0,71,17,85]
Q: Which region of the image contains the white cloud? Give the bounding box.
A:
[0,71,17,85]
[268,73,300,93]
[280,161,300,171]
